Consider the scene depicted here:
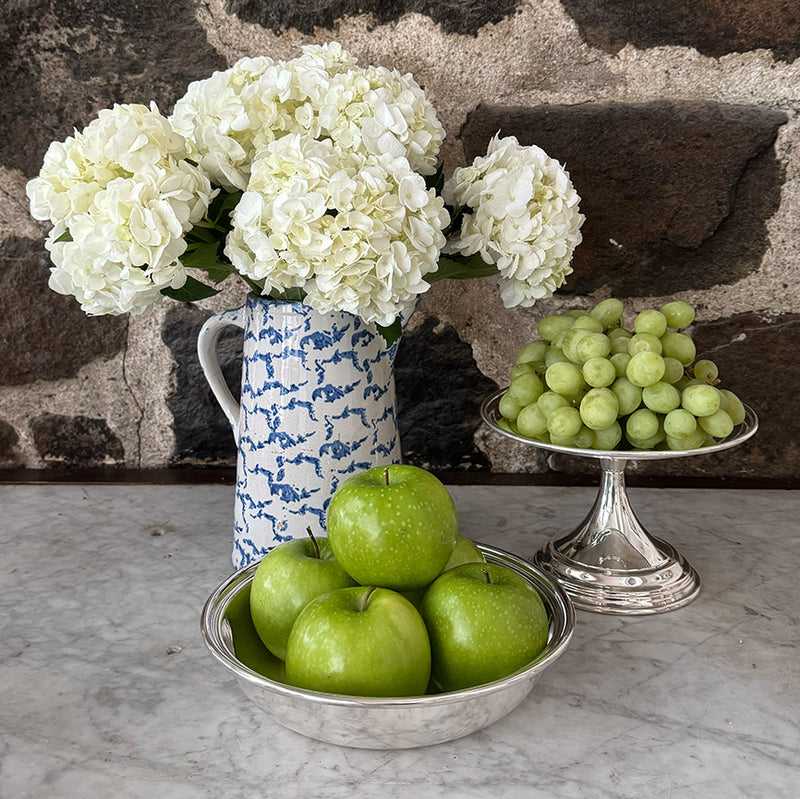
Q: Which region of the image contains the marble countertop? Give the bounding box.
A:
[1,483,798,798]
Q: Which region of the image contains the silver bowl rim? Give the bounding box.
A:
[201,543,575,709]
[481,387,758,462]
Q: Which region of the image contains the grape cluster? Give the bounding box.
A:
[498,299,747,452]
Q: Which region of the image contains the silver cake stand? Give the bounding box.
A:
[481,389,759,615]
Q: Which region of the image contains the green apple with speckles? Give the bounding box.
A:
[285,585,431,697]
[326,464,458,591]
[421,562,550,692]
[443,533,485,571]
[249,530,357,660]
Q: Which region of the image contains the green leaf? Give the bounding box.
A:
[270,287,307,302]
[181,242,222,271]
[161,275,221,303]
[425,255,499,284]
[376,318,403,347]
[425,163,445,194]
[54,228,73,243]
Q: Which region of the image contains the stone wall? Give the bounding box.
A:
[2,0,799,482]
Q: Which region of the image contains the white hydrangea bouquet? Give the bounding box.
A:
[27,43,584,344]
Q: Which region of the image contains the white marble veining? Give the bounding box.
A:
[1,483,798,798]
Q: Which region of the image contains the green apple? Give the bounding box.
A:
[443,534,485,571]
[402,536,485,608]
[421,562,550,692]
[326,464,458,590]
[285,586,431,697]
[249,530,357,660]
[227,584,286,683]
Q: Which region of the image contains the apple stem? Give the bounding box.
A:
[306,526,320,559]
[360,585,378,612]
[384,467,390,486]
[482,569,492,584]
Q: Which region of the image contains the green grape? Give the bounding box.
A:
[662,357,685,384]
[681,383,721,417]
[666,428,707,450]
[497,417,514,434]
[626,351,666,387]
[573,426,596,449]
[550,435,577,447]
[693,358,719,384]
[607,327,633,342]
[544,345,570,367]
[537,315,573,342]
[561,309,587,318]
[515,340,548,368]
[642,381,681,413]
[579,388,619,430]
[575,332,612,363]
[537,391,570,417]
[509,362,536,381]
[547,406,583,439]
[590,298,624,328]
[663,408,697,439]
[516,403,549,438]
[634,309,668,337]
[582,356,616,388]
[551,329,570,350]
[675,375,700,392]
[660,300,695,329]
[626,431,665,450]
[592,421,622,450]
[611,335,633,355]
[625,408,661,441]
[610,352,631,377]
[627,332,663,356]
[611,377,643,416]
[698,408,734,439]
[719,389,746,425]
[508,371,545,406]
[661,331,696,365]
[498,391,524,421]
[545,362,585,397]
[561,327,592,362]
[570,314,604,333]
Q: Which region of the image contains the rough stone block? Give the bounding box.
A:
[0,0,226,177]
[460,102,786,298]
[30,413,124,467]
[395,314,498,471]
[561,0,800,62]
[0,419,21,466]
[161,306,241,466]
[0,236,127,385]
[225,0,521,36]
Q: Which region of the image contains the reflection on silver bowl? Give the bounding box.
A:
[201,544,575,749]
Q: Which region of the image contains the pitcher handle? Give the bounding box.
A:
[197,304,246,443]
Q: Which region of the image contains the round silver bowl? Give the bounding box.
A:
[201,544,575,749]
[481,388,759,615]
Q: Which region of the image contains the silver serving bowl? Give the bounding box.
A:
[201,544,575,749]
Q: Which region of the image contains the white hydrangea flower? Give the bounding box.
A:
[27,103,215,316]
[317,64,445,176]
[171,56,283,191]
[26,102,188,226]
[225,134,449,326]
[443,134,584,308]
[171,43,445,191]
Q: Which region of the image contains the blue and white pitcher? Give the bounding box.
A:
[197,296,403,568]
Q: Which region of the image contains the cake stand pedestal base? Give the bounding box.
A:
[532,459,700,614]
